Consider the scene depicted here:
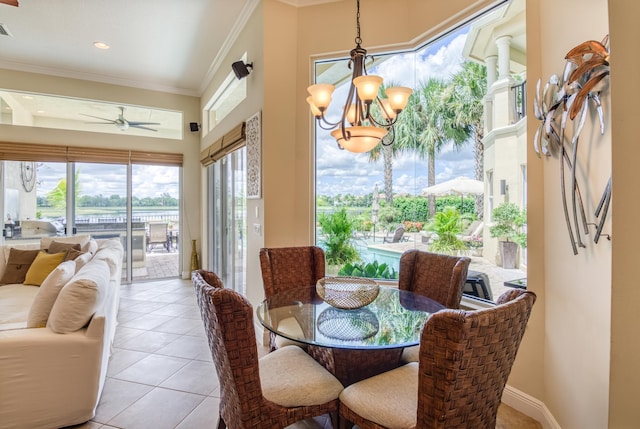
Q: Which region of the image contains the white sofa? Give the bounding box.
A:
[0,235,123,429]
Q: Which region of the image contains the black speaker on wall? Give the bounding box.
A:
[189,122,200,132]
[232,61,253,80]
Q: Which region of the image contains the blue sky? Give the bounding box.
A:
[315,27,477,197]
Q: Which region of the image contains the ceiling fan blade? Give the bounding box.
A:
[0,0,19,7]
[83,121,117,125]
[130,124,158,132]
[80,113,117,123]
[127,121,161,126]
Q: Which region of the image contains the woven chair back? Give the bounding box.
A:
[417,288,537,428]
[398,249,470,309]
[259,246,326,297]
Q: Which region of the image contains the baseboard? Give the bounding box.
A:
[503,385,561,429]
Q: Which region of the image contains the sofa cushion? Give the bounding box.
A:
[26,260,76,328]
[0,248,40,285]
[92,247,121,278]
[0,284,40,329]
[87,238,99,255]
[24,251,67,286]
[47,241,81,254]
[41,234,91,253]
[74,252,93,272]
[47,259,110,334]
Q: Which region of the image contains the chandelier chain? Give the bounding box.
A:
[355,0,362,46]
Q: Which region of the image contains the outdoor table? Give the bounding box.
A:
[256,284,444,385]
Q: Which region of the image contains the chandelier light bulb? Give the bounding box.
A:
[380,99,397,120]
[306,97,322,118]
[385,86,412,112]
[307,84,335,111]
[353,75,383,103]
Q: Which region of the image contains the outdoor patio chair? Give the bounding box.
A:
[383,225,406,243]
[192,270,343,429]
[259,246,325,350]
[339,289,537,429]
[146,222,170,253]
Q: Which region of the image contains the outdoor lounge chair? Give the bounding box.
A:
[146,222,170,252]
[383,225,406,243]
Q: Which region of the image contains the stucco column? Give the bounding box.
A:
[485,55,498,88]
[496,35,512,80]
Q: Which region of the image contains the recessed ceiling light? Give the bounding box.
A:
[22,95,33,100]
[93,41,110,50]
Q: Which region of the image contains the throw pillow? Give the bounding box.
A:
[47,259,109,334]
[64,248,84,261]
[0,248,40,285]
[24,251,67,286]
[40,234,91,253]
[26,261,76,328]
[47,241,81,254]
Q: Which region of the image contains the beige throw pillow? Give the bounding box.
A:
[26,261,76,328]
[47,259,109,334]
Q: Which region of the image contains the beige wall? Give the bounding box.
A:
[608,0,640,426]
[0,69,202,276]
[198,1,264,305]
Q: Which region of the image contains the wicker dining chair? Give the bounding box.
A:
[398,249,471,309]
[259,246,326,350]
[192,269,344,429]
[338,288,537,429]
[399,249,471,363]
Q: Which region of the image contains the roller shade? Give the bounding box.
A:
[66,147,130,164]
[130,150,183,166]
[200,122,246,166]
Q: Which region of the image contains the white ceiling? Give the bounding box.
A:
[0,0,343,97]
[0,0,248,97]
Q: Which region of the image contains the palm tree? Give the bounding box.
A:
[446,61,487,217]
[367,134,397,205]
[368,81,403,205]
[395,78,469,217]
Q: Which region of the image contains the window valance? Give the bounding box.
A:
[0,142,183,166]
[200,122,246,167]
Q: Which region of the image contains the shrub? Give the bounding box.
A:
[318,208,360,265]
[427,206,465,253]
[338,260,398,280]
[489,202,527,247]
[402,221,423,232]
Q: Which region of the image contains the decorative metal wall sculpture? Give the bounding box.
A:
[533,36,611,255]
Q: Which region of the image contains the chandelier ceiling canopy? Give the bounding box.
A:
[307,0,412,153]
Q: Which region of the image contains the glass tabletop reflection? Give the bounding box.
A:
[256,285,445,349]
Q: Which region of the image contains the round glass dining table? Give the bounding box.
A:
[256,284,444,385]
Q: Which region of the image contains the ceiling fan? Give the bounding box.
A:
[0,0,19,7]
[80,106,160,132]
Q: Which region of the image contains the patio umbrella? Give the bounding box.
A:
[422,176,484,197]
[422,176,484,210]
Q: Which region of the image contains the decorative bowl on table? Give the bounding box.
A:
[316,276,380,309]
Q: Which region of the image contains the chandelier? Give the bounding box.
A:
[306,0,412,153]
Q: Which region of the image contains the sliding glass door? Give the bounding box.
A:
[2,159,181,282]
[208,147,246,293]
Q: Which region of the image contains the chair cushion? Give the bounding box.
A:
[259,345,343,407]
[340,362,418,429]
[274,317,307,349]
[401,345,419,363]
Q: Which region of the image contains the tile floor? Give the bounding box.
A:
[67,278,541,429]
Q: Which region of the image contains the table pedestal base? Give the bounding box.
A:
[307,346,403,386]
